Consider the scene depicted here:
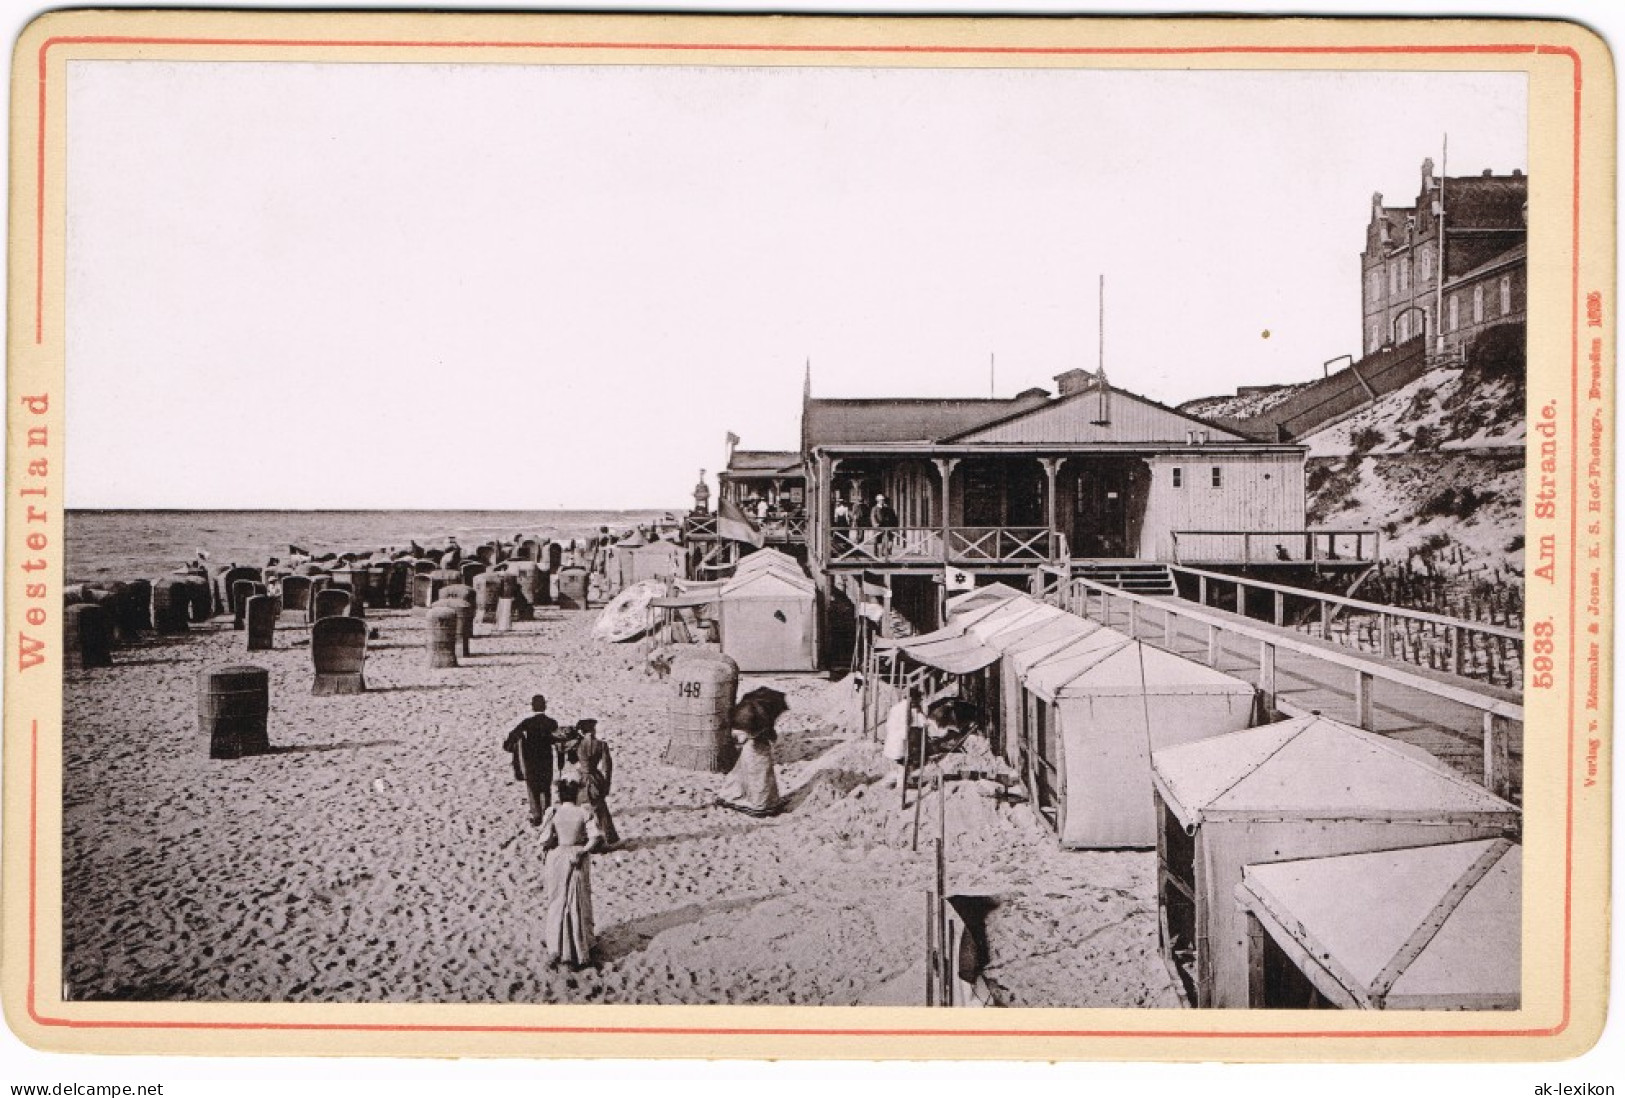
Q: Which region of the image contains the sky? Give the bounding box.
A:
[64,60,1526,509]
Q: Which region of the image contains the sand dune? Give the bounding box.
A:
[61,605,1177,1008]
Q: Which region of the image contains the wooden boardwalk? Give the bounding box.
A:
[1082,594,1524,802]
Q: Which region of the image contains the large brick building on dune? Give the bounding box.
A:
[1360,158,1526,357]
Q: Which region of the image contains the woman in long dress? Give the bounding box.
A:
[538,778,603,970]
[716,687,789,817]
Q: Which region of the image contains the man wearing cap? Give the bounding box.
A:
[502,694,564,826]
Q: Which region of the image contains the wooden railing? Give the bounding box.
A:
[681,512,805,543]
[829,526,1059,566]
[1170,565,1523,689]
[1170,529,1380,566]
[681,513,718,540]
[1039,572,1522,800]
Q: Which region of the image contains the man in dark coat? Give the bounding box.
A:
[503,694,563,825]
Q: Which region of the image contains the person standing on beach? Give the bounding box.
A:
[566,719,620,847]
[503,695,563,826]
[883,687,924,789]
[537,778,603,971]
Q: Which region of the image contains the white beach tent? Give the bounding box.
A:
[630,538,685,584]
[1150,715,1522,1008]
[1019,628,1257,850]
[1236,839,1520,1011]
[719,566,818,672]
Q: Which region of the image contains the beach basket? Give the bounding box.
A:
[200,664,270,759]
[460,561,487,588]
[473,572,502,624]
[182,575,214,622]
[222,567,262,615]
[426,605,460,668]
[118,579,153,637]
[436,589,475,656]
[64,603,114,670]
[152,578,191,634]
[280,575,314,621]
[664,651,740,772]
[386,562,410,608]
[311,616,367,696]
[313,587,353,622]
[245,595,278,651]
[557,567,590,610]
[230,579,264,630]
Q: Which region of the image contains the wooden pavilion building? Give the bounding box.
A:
[802,369,1355,635]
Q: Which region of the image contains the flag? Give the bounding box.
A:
[717,498,764,547]
[943,566,975,593]
[725,431,741,447]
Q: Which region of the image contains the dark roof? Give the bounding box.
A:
[938,382,1248,444]
[1443,173,1528,231]
[1445,241,1527,287]
[802,394,1048,448]
[723,450,802,477]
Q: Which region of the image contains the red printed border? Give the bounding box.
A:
[23,31,1583,1046]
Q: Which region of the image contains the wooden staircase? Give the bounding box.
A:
[1070,560,1178,596]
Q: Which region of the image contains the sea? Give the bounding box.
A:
[64,509,675,584]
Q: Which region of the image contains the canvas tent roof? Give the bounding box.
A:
[720,568,817,599]
[1022,631,1255,704]
[1240,839,1520,1009]
[885,631,1000,676]
[1004,617,1112,679]
[975,603,1082,652]
[1152,715,1521,831]
[945,583,1029,616]
[735,549,802,573]
[958,597,1056,639]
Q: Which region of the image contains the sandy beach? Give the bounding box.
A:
[62,601,1177,1009]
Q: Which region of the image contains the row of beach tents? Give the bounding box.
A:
[875,582,1521,1012]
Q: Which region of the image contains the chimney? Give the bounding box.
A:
[1512,169,1523,177]
[1054,368,1094,397]
[1483,169,1493,177]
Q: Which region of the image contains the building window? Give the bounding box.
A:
[1399,261,1410,293]
[1211,466,1222,488]
[1398,313,1410,341]
[1420,245,1433,282]
[1369,324,1379,353]
[1449,294,1460,332]
[1369,271,1382,302]
[1501,275,1513,315]
[1389,263,1399,295]
[1422,306,1432,340]
[1172,467,1183,488]
[1473,283,1485,323]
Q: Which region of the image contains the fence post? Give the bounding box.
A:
[1259,641,1277,709]
[1273,591,1284,627]
[1243,532,1253,563]
[1451,626,1465,676]
[1355,670,1374,730]
[1198,574,1208,607]
[1379,614,1392,659]
[1237,582,1247,619]
[1319,601,1331,640]
[1207,624,1221,668]
[1483,713,1513,799]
